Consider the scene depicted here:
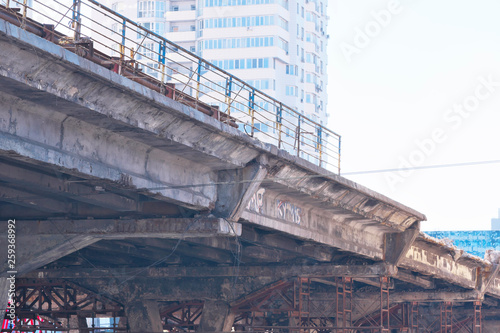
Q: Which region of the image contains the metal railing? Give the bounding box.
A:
[1,0,341,173]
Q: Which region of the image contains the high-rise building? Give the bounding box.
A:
[101,0,329,163]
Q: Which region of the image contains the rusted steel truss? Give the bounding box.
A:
[2,280,124,332]
[161,301,204,331]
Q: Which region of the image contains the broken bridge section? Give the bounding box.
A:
[0,6,500,333]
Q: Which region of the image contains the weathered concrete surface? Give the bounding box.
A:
[214,159,268,222]
[4,16,500,325]
[384,222,419,265]
[400,236,482,289]
[124,300,163,333]
[38,277,278,303]
[0,90,218,210]
[242,187,387,260]
[484,321,500,333]
[197,301,234,333]
[0,218,240,277]
[0,17,427,247]
[28,263,396,280]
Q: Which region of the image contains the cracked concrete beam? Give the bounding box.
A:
[0,160,137,212]
[1,218,240,277]
[29,262,396,280]
[384,222,420,266]
[214,158,268,222]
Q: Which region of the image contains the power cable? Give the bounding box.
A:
[342,159,500,176]
[143,159,500,191]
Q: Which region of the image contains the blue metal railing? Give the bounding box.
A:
[2,0,341,173]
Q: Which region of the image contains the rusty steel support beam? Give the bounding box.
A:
[335,277,353,332]
[380,277,390,333]
[473,301,482,333]
[440,301,453,333]
[292,277,311,332]
[410,302,419,333]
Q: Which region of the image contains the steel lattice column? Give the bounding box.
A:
[473,301,482,333]
[410,302,419,333]
[440,301,453,333]
[380,277,390,333]
[293,277,311,333]
[336,277,353,333]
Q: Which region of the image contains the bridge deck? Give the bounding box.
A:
[1,3,500,332]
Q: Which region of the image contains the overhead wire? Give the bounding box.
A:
[143,158,500,191]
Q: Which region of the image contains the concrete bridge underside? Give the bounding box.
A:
[1,14,500,332]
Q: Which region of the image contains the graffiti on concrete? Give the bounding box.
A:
[246,188,265,213]
[276,199,302,225]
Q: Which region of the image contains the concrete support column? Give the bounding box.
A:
[125,300,163,333]
[197,301,234,333]
[117,316,128,330]
[68,315,88,333]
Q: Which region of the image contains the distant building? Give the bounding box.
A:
[492,209,500,230]
[425,230,500,258]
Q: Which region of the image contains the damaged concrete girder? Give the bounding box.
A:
[478,264,500,299]
[44,276,279,303]
[485,269,500,299]
[400,238,481,289]
[0,184,71,213]
[384,222,420,266]
[394,269,435,289]
[241,187,386,260]
[0,159,137,212]
[1,233,97,278]
[0,90,217,210]
[0,19,262,170]
[1,218,239,277]
[214,157,268,222]
[240,228,334,262]
[262,160,426,231]
[15,217,241,240]
[29,262,396,280]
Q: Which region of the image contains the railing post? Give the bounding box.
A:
[196,59,202,100]
[72,0,82,40]
[338,136,342,175]
[225,76,232,116]
[118,19,126,75]
[316,125,322,167]
[276,103,282,149]
[21,0,28,29]
[248,88,255,137]
[295,115,301,157]
[158,40,166,84]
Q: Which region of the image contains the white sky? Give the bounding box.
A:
[327,0,500,231]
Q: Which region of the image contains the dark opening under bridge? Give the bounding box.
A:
[1,1,500,332]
